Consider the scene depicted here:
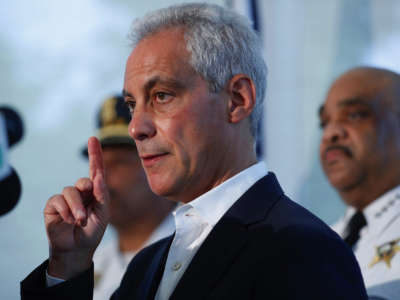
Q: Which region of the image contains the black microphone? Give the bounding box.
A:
[0,106,24,216]
[0,167,21,216]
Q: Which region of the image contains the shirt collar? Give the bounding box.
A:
[363,185,400,226]
[173,161,268,227]
[334,185,400,238]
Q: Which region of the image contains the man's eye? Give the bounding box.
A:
[319,119,327,129]
[155,92,173,103]
[125,101,136,114]
[348,111,369,121]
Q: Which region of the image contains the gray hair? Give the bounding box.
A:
[128,3,267,138]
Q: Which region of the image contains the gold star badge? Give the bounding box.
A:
[369,238,400,268]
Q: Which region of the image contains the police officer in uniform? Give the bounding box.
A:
[82,95,175,300]
[319,66,400,300]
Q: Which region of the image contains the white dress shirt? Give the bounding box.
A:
[331,185,400,300]
[154,161,268,300]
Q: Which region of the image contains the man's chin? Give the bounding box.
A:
[148,176,177,199]
[327,171,362,193]
[325,168,354,189]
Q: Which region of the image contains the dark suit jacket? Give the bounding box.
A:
[21,173,368,299]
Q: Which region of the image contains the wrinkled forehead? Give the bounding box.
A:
[129,28,189,63]
[124,28,196,86]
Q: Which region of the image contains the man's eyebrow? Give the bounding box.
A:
[318,98,372,117]
[122,76,186,100]
[144,76,186,92]
[122,89,133,99]
[338,98,371,108]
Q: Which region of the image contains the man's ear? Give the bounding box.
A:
[227,74,256,124]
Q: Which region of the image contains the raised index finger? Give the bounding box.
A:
[88,136,105,181]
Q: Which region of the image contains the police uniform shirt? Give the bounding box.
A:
[332,185,400,300]
[93,213,175,300]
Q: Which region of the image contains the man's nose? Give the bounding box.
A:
[322,122,347,145]
[128,108,156,141]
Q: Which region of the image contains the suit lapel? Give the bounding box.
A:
[171,173,284,299]
[170,219,248,299]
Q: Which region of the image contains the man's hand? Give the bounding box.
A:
[44,137,109,279]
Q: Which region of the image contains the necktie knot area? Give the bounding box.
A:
[344,211,367,248]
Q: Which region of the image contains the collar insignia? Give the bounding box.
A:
[369,238,400,268]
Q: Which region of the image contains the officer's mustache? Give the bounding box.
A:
[324,145,353,159]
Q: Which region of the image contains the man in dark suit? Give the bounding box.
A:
[21,3,367,299]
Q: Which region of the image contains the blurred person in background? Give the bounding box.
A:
[319,66,400,300]
[83,95,175,300]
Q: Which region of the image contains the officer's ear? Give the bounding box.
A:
[226,74,256,124]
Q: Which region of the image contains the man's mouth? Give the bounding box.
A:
[323,146,352,164]
[140,153,169,167]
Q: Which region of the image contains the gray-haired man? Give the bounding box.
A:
[22,3,367,300]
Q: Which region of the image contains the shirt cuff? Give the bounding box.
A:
[45,270,65,287]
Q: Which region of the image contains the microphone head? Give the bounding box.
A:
[0,167,21,216]
[0,106,24,147]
